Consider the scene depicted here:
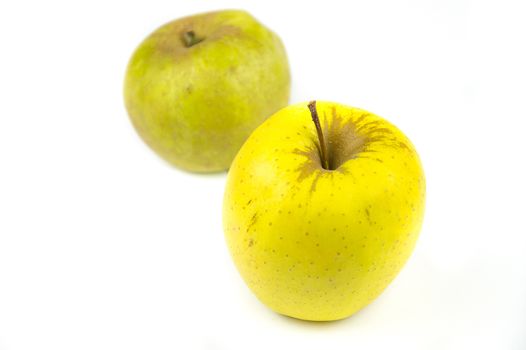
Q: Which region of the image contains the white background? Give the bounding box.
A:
[0,0,525,349]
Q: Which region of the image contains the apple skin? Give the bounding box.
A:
[124,10,290,172]
[223,101,425,321]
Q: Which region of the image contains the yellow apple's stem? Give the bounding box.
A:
[182,30,203,47]
[308,101,329,170]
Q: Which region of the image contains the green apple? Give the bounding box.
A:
[124,10,290,172]
[223,101,425,321]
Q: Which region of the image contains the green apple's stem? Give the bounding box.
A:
[182,30,204,47]
[308,101,329,170]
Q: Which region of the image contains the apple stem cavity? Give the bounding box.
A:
[308,101,330,170]
[182,30,204,47]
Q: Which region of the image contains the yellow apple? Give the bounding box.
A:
[223,101,425,321]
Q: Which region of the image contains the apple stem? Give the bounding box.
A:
[182,30,203,47]
[308,101,329,170]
